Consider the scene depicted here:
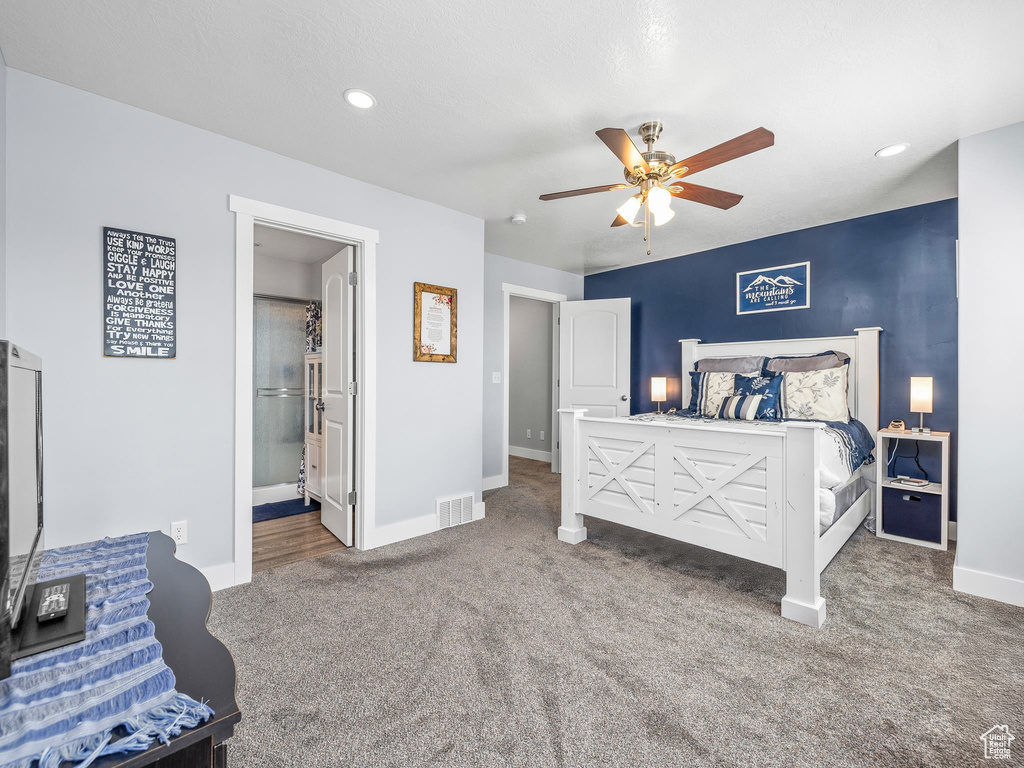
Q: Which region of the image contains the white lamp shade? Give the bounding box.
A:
[651,376,668,403]
[616,195,642,225]
[910,377,933,413]
[646,186,674,226]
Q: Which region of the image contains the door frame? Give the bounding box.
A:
[230,195,378,587]
[499,283,567,489]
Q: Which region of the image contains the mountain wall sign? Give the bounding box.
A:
[736,261,810,315]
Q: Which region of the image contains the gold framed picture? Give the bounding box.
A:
[413,282,457,362]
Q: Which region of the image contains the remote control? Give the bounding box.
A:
[37,582,70,622]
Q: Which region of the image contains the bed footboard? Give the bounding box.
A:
[558,410,834,628]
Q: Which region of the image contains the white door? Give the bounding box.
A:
[320,247,354,546]
[558,299,631,418]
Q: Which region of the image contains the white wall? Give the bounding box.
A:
[482,252,583,482]
[5,69,484,572]
[0,49,7,338]
[955,120,1024,607]
[508,296,553,456]
[253,252,324,302]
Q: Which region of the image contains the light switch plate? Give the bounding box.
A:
[492,372,501,384]
[527,429,532,439]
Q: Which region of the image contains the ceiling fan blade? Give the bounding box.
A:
[611,214,630,227]
[539,183,627,201]
[667,127,774,178]
[668,182,743,209]
[596,128,651,175]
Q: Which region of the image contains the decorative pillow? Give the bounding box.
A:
[695,355,765,374]
[734,374,782,421]
[764,350,851,374]
[780,364,850,422]
[687,371,736,418]
[719,394,763,421]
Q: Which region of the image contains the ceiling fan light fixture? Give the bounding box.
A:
[647,185,674,226]
[652,206,675,226]
[616,194,642,225]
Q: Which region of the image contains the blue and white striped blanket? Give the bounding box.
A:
[0,534,213,768]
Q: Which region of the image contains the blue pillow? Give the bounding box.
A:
[734,374,782,420]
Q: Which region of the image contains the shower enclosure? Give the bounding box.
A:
[253,296,308,498]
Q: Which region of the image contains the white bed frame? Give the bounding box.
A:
[557,327,882,627]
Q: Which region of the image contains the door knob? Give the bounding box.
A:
[315,401,326,412]
[620,395,628,401]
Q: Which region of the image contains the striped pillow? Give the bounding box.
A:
[687,371,736,418]
[719,394,763,421]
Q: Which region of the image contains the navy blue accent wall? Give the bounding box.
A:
[585,199,958,523]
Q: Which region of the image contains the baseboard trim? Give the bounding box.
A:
[509,445,552,463]
[953,561,1024,608]
[482,474,505,491]
[473,501,486,521]
[367,513,438,550]
[200,562,236,593]
[253,483,299,506]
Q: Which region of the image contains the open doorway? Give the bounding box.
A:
[250,226,348,572]
[230,195,379,588]
[500,283,566,488]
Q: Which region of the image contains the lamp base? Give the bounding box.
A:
[910,412,931,434]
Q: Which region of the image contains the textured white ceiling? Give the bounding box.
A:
[253,224,343,264]
[2,0,1022,274]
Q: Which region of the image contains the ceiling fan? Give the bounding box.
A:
[539,122,774,255]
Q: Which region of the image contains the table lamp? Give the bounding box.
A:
[651,376,667,413]
[910,376,933,434]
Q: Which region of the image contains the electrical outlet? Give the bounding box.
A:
[170,521,187,545]
[527,429,532,439]
[540,430,545,441]
[492,371,501,384]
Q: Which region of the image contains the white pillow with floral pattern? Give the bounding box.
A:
[780,365,850,423]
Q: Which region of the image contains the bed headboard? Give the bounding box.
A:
[679,327,882,436]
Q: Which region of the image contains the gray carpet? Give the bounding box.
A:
[208,456,1024,767]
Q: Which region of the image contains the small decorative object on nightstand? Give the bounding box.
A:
[875,427,950,550]
[651,377,667,412]
[910,376,933,434]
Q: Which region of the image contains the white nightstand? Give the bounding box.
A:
[875,428,950,550]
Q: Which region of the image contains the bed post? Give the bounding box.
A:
[853,327,882,438]
[557,408,588,544]
[781,423,826,627]
[679,338,701,384]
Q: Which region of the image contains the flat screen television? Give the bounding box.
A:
[0,340,46,679]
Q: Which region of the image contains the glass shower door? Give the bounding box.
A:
[253,297,308,488]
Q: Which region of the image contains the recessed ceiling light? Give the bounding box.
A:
[875,143,909,158]
[344,89,376,109]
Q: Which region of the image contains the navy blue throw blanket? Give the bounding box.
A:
[0,534,213,767]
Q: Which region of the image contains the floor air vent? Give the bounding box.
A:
[437,493,474,529]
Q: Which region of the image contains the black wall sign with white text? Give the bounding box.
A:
[103,227,177,358]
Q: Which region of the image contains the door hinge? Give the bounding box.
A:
[348,271,358,286]
[348,490,357,505]
[557,441,560,449]
[349,381,358,395]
